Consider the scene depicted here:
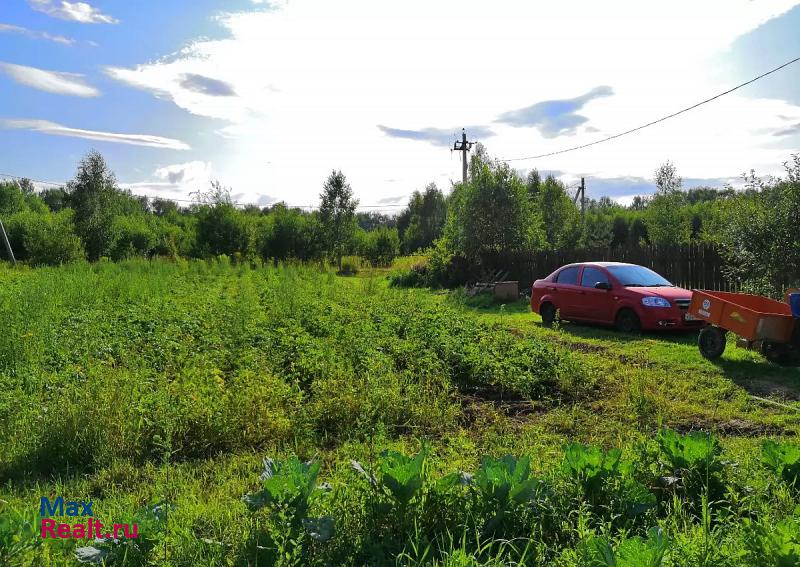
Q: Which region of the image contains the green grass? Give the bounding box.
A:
[1,259,799,565]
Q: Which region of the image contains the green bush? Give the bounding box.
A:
[109,215,156,260]
[196,203,254,257]
[4,209,84,265]
[362,227,400,267]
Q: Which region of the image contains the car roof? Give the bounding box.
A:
[561,262,637,268]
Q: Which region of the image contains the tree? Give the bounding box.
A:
[525,169,542,200]
[194,181,253,257]
[65,150,120,260]
[362,227,400,267]
[719,154,800,296]
[399,183,447,253]
[536,175,580,249]
[0,181,30,216]
[445,151,544,268]
[40,187,68,212]
[646,161,690,245]
[356,211,395,231]
[260,204,324,262]
[151,198,179,218]
[655,161,682,194]
[319,170,358,269]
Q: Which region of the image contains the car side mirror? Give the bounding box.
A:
[594,281,612,290]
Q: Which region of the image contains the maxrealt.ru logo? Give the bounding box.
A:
[39,497,138,540]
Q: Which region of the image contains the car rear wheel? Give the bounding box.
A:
[540,302,557,327]
[698,326,726,360]
[615,309,641,334]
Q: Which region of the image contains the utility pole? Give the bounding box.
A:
[0,219,15,265]
[453,128,475,184]
[572,177,587,219]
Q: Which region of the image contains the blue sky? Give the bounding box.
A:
[1,0,799,208]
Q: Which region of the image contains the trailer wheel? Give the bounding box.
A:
[760,341,795,364]
[698,326,726,360]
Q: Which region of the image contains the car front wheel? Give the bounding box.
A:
[615,308,641,334]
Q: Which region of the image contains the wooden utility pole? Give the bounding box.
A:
[453,128,474,184]
[0,220,15,265]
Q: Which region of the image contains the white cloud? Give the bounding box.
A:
[123,161,213,198]
[105,0,800,204]
[0,62,99,97]
[0,23,76,45]
[0,119,191,150]
[28,0,118,24]
[155,161,212,184]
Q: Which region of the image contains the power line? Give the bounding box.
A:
[0,172,407,210]
[500,55,800,162]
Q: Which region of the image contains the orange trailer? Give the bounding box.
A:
[688,290,799,362]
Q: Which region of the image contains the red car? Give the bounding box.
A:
[530,262,704,332]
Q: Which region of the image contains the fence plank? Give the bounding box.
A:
[505,244,733,292]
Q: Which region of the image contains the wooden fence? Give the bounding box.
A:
[499,244,739,292]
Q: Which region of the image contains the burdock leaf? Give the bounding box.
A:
[303,515,335,542]
[75,546,107,564]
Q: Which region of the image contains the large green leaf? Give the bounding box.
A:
[657,429,721,474]
[244,456,321,513]
[762,440,800,487]
[378,448,427,505]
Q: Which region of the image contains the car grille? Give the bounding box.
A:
[674,298,691,310]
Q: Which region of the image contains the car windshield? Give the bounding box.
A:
[606,265,673,287]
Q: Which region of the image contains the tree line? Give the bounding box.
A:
[3,148,799,295]
[0,151,399,270]
[394,145,800,297]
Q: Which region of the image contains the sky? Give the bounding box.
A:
[1,0,799,209]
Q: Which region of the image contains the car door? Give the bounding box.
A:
[578,266,615,322]
[552,266,583,319]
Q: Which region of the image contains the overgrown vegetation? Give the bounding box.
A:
[1,260,799,565]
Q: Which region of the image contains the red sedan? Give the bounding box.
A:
[530,262,704,332]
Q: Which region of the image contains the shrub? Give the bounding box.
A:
[338,256,361,275]
[362,227,400,267]
[4,209,84,265]
[196,203,253,257]
[109,215,156,260]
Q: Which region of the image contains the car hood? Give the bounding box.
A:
[625,286,692,300]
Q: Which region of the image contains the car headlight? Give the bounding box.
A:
[642,297,671,308]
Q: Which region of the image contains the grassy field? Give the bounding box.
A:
[1,259,800,566]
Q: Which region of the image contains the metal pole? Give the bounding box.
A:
[462,129,468,184]
[0,220,15,265]
[580,177,586,219]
